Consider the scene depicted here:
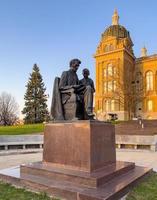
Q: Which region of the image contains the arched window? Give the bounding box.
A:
[147,100,153,111]
[104,45,109,52]
[146,71,153,91]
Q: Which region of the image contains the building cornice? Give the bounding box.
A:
[136,54,157,63]
[94,48,135,59]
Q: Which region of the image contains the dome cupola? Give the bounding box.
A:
[102,9,132,42]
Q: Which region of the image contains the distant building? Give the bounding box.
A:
[94,10,157,120]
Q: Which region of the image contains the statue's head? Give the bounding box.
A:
[82,68,90,78]
[69,59,81,72]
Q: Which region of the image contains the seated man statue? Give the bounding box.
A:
[51,59,94,120]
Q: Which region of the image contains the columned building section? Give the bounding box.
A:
[135,54,157,119]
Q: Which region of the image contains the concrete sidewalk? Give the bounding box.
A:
[0,152,42,169]
[117,149,157,172]
[0,150,156,171]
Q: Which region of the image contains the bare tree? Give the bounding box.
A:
[0,92,19,126]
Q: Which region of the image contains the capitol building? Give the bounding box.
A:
[95,10,157,120]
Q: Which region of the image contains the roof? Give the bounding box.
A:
[102,25,131,39]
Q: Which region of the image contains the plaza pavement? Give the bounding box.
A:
[0,152,42,169]
[117,150,157,172]
[0,150,157,171]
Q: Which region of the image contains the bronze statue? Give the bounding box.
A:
[51,59,94,120]
[79,68,95,91]
[79,68,95,118]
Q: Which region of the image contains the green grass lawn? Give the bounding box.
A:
[127,171,157,200]
[0,172,156,200]
[0,181,58,200]
[0,124,44,135]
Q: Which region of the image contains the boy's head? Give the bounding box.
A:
[82,68,90,78]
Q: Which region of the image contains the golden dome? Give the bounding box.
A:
[102,24,131,39]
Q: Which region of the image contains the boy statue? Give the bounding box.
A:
[79,68,95,118]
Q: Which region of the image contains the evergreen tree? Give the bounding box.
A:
[22,64,49,124]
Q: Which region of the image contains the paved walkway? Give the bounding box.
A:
[0,152,42,169]
[0,150,157,171]
[117,150,157,171]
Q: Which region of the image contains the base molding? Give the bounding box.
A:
[0,161,151,200]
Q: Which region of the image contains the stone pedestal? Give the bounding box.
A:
[43,121,116,172]
[0,120,151,200]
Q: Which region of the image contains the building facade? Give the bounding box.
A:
[95,10,157,120]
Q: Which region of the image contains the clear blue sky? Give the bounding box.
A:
[0,0,157,117]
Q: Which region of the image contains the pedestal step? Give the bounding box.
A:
[21,161,135,188]
[19,165,150,200]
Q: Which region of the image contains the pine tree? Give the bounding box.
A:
[22,64,49,124]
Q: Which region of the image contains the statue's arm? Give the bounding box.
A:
[61,85,84,94]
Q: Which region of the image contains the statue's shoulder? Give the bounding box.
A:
[89,77,94,82]
[79,77,84,81]
[61,70,69,77]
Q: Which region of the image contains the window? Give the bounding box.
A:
[104,81,116,92]
[104,44,114,52]
[147,100,153,111]
[107,64,113,76]
[105,99,119,112]
[107,64,116,76]
[146,71,153,91]
[108,81,112,91]
[113,67,116,76]
[104,45,109,52]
